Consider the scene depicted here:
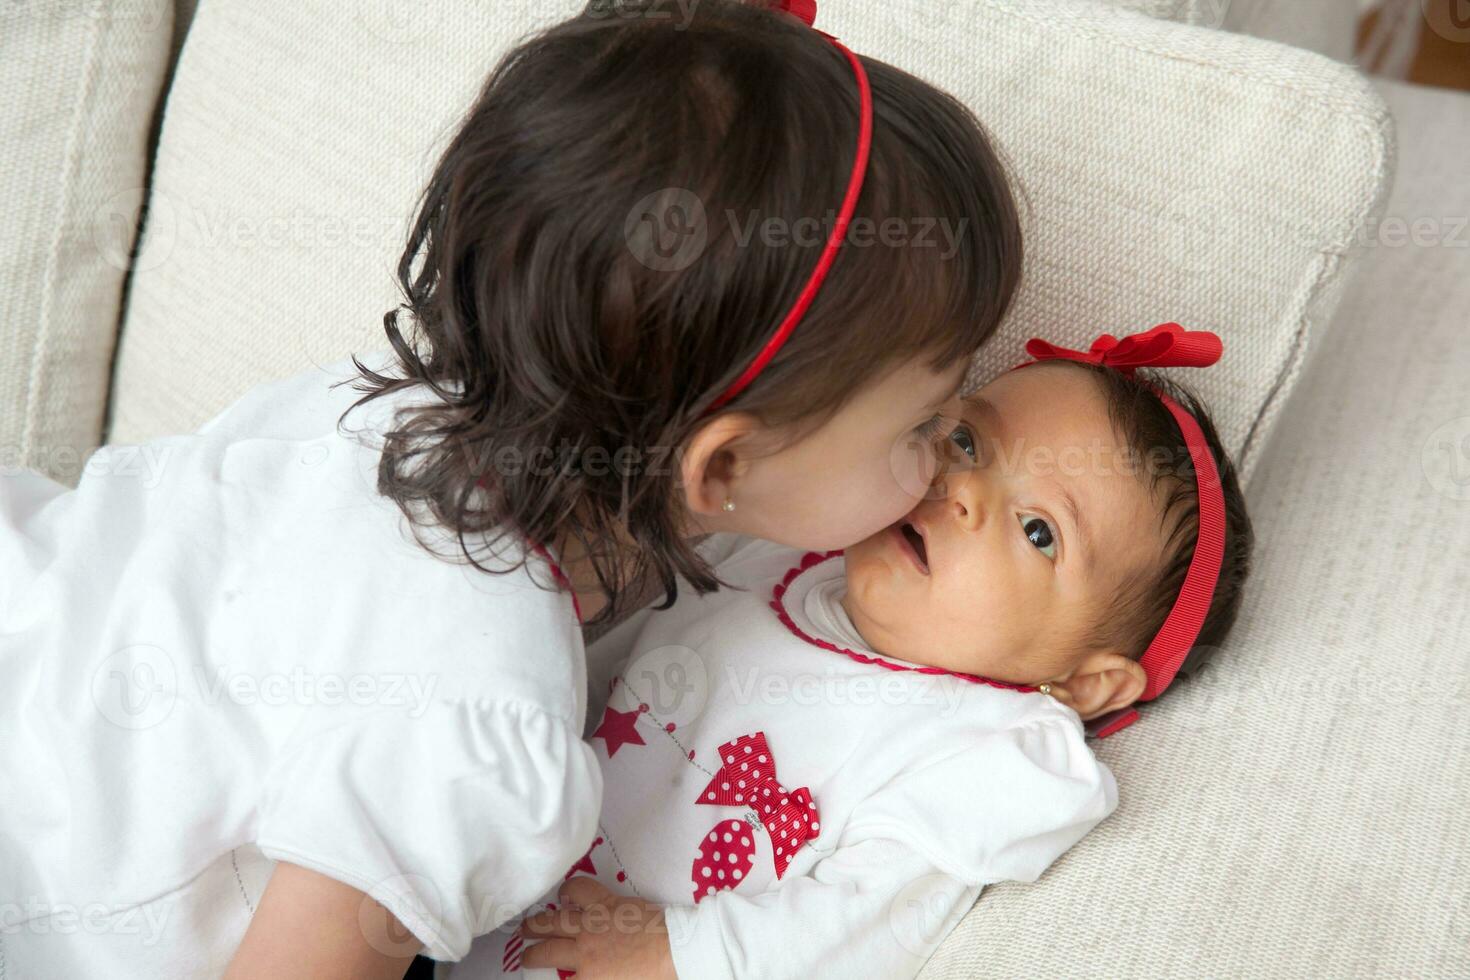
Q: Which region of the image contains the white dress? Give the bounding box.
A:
[0,352,602,975]
[447,537,1119,980]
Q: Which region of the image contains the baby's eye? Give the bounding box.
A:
[1020,515,1057,559]
[947,424,977,461]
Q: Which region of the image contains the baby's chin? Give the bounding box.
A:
[841,539,1028,681]
[839,536,913,645]
[841,532,894,598]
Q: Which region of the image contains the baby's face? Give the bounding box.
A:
[842,363,1168,685]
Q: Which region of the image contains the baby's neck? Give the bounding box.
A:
[832,584,888,657]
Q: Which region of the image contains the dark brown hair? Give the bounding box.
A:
[338,0,1024,624]
[1075,365,1254,682]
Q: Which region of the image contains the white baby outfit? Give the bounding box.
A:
[447,536,1119,980]
[0,352,601,974]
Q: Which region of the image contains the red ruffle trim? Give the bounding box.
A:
[769,551,1040,694]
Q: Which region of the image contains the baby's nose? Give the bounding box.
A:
[943,465,991,531]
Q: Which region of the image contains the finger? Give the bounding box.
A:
[519,937,580,971]
[559,876,610,906]
[520,906,582,939]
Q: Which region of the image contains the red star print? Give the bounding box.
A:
[565,836,603,880]
[592,704,646,757]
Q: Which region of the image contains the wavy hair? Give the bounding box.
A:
[339,0,1026,625]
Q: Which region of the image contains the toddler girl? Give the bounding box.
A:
[451,324,1254,979]
[0,0,1023,975]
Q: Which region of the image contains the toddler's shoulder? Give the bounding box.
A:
[193,348,422,443]
[704,534,818,588]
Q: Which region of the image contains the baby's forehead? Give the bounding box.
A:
[966,368,1169,572]
[965,362,1106,426]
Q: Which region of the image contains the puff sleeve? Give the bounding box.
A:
[256,697,603,962]
[663,838,977,980]
[847,712,1118,887]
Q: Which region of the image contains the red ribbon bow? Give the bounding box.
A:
[774,0,818,25]
[696,731,819,879]
[1023,322,1222,377]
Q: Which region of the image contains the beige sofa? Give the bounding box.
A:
[3,0,1466,976]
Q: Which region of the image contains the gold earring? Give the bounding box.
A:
[722,498,736,512]
[1038,683,1052,696]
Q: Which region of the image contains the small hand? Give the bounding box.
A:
[519,877,676,980]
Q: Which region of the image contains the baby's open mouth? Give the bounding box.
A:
[900,521,929,572]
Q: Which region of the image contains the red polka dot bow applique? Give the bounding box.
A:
[693,732,819,889]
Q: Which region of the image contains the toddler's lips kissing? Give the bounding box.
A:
[890,515,931,575]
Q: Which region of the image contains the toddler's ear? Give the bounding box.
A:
[1049,651,1147,721]
[679,412,760,517]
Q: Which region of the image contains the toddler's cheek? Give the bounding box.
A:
[814,487,914,552]
[886,432,947,502]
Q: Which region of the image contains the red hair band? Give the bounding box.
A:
[486,2,863,613]
[1011,322,1227,738]
[703,0,872,413]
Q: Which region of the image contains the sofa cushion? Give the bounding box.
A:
[919,76,1470,979]
[829,0,1393,484]
[106,0,565,445]
[109,0,1389,492]
[1110,0,1359,61]
[0,1,174,483]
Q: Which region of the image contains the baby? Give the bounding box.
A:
[445,329,1254,979]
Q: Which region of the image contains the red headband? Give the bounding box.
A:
[1011,322,1227,738]
[703,0,872,413]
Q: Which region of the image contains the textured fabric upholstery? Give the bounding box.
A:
[918,77,1470,980]
[0,1,174,483]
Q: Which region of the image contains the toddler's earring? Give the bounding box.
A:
[722,497,736,513]
[1038,683,1052,696]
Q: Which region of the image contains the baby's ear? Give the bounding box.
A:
[1050,651,1147,721]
